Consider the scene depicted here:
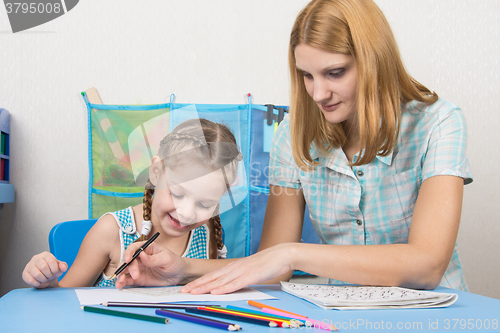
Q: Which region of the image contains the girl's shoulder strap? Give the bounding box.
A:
[104,206,138,235]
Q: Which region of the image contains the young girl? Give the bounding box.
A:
[116,0,473,295]
[22,118,242,288]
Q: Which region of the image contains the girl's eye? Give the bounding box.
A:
[327,68,345,79]
[170,192,182,198]
[197,202,213,209]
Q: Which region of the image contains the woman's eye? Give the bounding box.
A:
[328,69,345,78]
[302,72,313,79]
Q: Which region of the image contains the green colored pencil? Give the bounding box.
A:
[82,306,169,324]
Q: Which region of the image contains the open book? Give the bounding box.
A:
[280,282,458,310]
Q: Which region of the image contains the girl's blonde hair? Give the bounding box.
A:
[141,118,241,255]
[289,0,438,168]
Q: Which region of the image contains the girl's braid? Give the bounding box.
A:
[210,215,224,251]
[136,180,154,242]
[160,133,207,152]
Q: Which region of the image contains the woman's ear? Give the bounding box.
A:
[149,156,163,187]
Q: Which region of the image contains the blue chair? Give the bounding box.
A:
[48,219,97,280]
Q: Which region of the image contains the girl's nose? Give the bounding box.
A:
[175,201,196,224]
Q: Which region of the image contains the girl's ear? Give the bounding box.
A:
[149,156,163,187]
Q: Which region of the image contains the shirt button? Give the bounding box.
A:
[356,170,364,177]
[356,219,363,226]
[125,225,133,232]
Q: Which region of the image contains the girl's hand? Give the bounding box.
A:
[115,242,186,289]
[22,252,67,289]
[180,243,294,295]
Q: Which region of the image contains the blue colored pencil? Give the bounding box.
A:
[156,308,240,331]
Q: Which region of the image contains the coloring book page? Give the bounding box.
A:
[280,282,458,310]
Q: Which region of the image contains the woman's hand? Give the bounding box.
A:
[180,243,295,295]
[22,251,67,289]
[115,242,187,289]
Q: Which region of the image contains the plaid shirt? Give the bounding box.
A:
[269,99,472,291]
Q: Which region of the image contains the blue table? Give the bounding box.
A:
[1,285,499,332]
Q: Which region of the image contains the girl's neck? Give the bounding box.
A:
[133,205,191,257]
[150,216,191,257]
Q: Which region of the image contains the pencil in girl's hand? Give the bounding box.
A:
[110,231,160,280]
[156,308,240,331]
[82,306,168,324]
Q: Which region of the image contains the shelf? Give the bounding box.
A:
[0,183,14,203]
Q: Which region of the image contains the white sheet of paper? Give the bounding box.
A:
[75,286,276,305]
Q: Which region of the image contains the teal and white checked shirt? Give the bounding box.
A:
[269,99,472,291]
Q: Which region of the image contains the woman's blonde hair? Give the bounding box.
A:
[289,0,438,168]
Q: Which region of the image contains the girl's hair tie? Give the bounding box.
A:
[140,220,152,237]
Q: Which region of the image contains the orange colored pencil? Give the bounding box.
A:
[202,307,297,328]
[248,300,308,319]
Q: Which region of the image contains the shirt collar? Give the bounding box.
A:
[311,144,394,168]
[376,151,393,166]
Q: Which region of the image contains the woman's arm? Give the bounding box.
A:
[115,185,306,289]
[252,185,306,283]
[294,175,463,289]
[185,175,463,294]
[180,185,307,293]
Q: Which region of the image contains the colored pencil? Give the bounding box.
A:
[185,307,277,328]
[82,306,168,324]
[262,307,338,331]
[225,305,306,325]
[203,306,297,328]
[103,301,218,309]
[156,308,240,331]
[248,299,306,318]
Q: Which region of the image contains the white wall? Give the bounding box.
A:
[0,0,498,299]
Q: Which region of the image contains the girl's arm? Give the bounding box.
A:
[22,214,118,288]
[57,215,119,287]
[22,251,68,288]
[184,175,463,294]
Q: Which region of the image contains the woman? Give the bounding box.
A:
[116,0,472,294]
